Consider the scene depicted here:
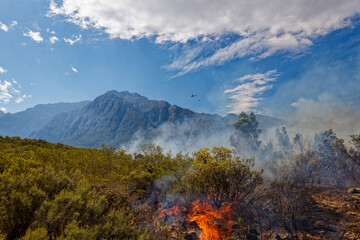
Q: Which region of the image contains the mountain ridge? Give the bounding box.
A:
[30,91,284,148]
[0,101,90,138]
[0,90,284,149]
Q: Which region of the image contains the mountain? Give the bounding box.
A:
[0,101,90,138]
[30,90,284,148]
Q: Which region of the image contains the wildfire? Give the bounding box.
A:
[159,204,182,219]
[158,197,241,240]
[187,199,239,240]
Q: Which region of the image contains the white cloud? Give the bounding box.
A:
[64,35,82,45]
[49,36,59,43]
[15,94,32,103]
[0,107,7,113]
[10,21,18,28]
[224,70,279,114]
[0,22,8,32]
[23,30,43,43]
[0,66,7,74]
[168,34,313,76]
[49,0,360,74]
[0,79,30,105]
[0,21,17,32]
[46,28,56,34]
[0,80,15,103]
[71,66,78,73]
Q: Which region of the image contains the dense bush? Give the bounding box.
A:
[0,133,359,239]
[182,146,263,206]
[0,137,187,240]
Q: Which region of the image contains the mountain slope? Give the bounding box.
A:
[31,90,283,148]
[0,101,90,138]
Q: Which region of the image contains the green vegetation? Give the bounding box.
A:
[0,137,188,240]
[231,112,261,156]
[0,128,359,239]
[182,146,263,206]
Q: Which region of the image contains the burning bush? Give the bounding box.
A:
[158,147,263,239]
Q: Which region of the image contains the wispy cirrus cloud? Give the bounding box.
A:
[168,33,313,77]
[23,30,43,43]
[224,70,279,114]
[49,0,360,76]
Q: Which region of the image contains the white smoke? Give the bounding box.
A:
[122,120,232,155]
[287,93,360,142]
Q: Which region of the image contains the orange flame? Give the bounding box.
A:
[158,197,240,240]
[187,199,238,240]
[159,204,182,218]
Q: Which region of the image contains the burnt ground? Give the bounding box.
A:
[262,186,360,240]
[310,186,360,239]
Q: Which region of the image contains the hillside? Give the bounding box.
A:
[0,101,90,138]
[0,136,359,240]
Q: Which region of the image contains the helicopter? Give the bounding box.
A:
[191,94,200,101]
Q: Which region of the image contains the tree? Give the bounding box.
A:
[268,151,318,239]
[268,179,314,240]
[293,133,310,155]
[181,147,263,239]
[314,129,345,185]
[336,134,360,165]
[231,112,261,157]
[334,133,360,185]
[183,146,263,207]
[261,126,294,175]
[275,126,293,156]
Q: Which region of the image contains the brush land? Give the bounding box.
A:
[0,129,359,239]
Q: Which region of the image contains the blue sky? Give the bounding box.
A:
[0,0,360,135]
